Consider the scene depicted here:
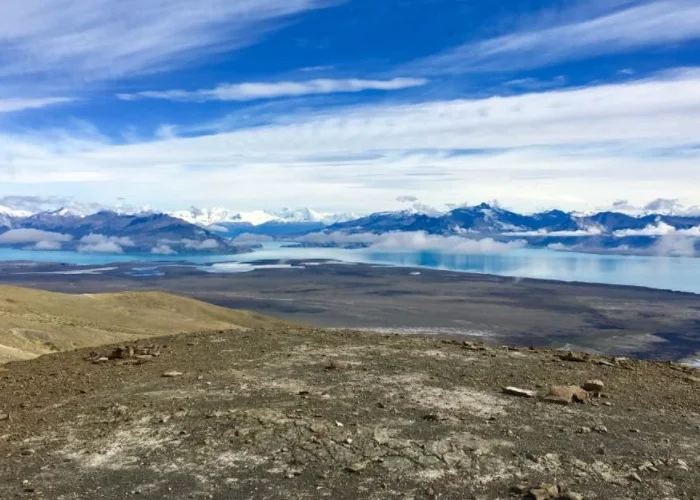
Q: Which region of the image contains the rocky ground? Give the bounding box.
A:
[1,328,699,499]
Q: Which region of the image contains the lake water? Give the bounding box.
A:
[1,244,699,295]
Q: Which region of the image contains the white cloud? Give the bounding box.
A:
[614,222,700,237]
[506,228,603,237]
[0,97,75,114]
[369,232,525,253]
[231,233,274,244]
[151,244,176,255]
[78,241,124,254]
[547,243,570,251]
[33,240,63,250]
[409,0,700,74]
[77,233,135,253]
[118,78,427,102]
[300,231,524,253]
[0,195,73,212]
[182,238,219,250]
[300,231,378,245]
[0,228,72,244]
[396,195,419,203]
[80,233,134,246]
[654,233,699,257]
[3,71,700,212]
[0,0,337,84]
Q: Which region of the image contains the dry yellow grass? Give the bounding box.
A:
[0,285,290,363]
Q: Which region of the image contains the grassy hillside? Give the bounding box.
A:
[0,285,289,363]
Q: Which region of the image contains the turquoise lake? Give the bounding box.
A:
[0,244,699,295]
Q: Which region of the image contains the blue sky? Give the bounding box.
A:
[1,0,700,214]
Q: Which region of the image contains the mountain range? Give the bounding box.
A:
[319,203,700,255]
[1,202,699,256]
[0,210,244,254]
[171,206,355,226]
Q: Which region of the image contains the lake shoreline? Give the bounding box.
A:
[1,239,700,294]
[1,259,699,363]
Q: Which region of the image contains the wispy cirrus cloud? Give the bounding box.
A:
[0,97,75,114]
[117,78,428,103]
[408,0,700,74]
[0,0,339,83]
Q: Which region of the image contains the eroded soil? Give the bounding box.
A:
[1,328,699,499]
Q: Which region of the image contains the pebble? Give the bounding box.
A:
[582,379,605,392]
[638,461,658,472]
[0,412,9,421]
[628,472,643,483]
[547,386,589,404]
[502,387,537,398]
[559,352,587,362]
[592,424,608,433]
[347,461,368,473]
[593,359,615,367]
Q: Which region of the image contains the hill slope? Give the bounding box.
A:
[1,328,699,499]
[0,285,289,363]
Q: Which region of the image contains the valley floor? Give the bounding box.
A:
[1,260,699,361]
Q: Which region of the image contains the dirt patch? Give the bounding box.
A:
[1,328,699,499]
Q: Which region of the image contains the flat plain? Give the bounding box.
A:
[1,260,699,361]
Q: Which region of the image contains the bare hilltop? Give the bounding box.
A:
[1,325,699,499]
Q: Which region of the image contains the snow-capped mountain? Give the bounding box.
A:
[272,207,326,224]
[0,210,246,254]
[170,207,278,227]
[0,205,32,218]
[328,203,700,236]
[319,203,700,255]
[170,206,356,227]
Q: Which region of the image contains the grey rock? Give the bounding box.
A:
[582,379,605,393]
[559,493,584,500]
[503,386,537,398]
[627,472,643,483]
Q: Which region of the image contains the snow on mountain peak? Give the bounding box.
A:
[272,207,325,223]
[170,206,355,226]
[0,205,32,218]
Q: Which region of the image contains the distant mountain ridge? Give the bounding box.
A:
[1,202,699,256]
[0,210,245,254]
[320,203,700,255]
[326,203,700,234]
[170,206,356,227]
